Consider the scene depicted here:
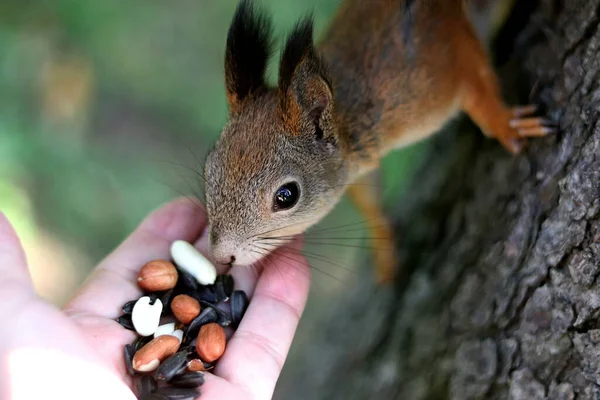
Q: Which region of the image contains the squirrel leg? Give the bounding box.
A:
[459,38,555,153]
[347,170,397,284]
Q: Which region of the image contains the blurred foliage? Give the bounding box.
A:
[0,0,427,297]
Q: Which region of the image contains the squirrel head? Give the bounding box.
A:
[204,0,348,267]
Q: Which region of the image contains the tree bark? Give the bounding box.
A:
[276,0,600,398]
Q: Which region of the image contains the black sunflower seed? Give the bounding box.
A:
[153,387,201,400]
[148,293,159,305]
[213,282,226,302]
[214,275,234,302]
[138,394,166,400]
[231,290,249,327]
[117,314,135,331]
[177,268,198,291]
[169,371,205,388]
[199,301,232,327]
[124,344,136,376]
[185,307,218,340]
[202,361,215,371]
[136,374,157,397]
[153,350,189,382]
[160,289,174,314]
[222,275,234,297]
[189,285,218,304]
[133,335,153,352]
[122,300,137,314]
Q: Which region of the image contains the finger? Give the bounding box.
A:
[181,373,248,399]
[64,197,207,318]
[215,238,311,399]
[0,212,34,299]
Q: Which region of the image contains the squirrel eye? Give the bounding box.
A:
[273,182,300,211]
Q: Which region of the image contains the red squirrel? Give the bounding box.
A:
[202,0,554,283]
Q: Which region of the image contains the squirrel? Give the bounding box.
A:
[202,0,554,283]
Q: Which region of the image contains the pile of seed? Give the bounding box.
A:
[117,240,249,400]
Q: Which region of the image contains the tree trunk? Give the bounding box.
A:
[276,0,600,399]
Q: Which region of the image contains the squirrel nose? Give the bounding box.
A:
[211,241,238,265]
[209,230,239,265]
[214,254,236,266]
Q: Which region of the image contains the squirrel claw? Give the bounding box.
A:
[511,105,538,117]
[517,126,556,137]
[498,105,556,152]
[509,117,556,137]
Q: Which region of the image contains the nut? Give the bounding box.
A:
[131,296,163,337]
[170,329,184,343]
[171,294,201,325]
[132,335,181,372]
[170,240,217,285]
[154,322,176,339]
[187,359,205,372]
[137,260,178,291]
[196,323,226,362]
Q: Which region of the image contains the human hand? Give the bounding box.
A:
[0,198,311,400]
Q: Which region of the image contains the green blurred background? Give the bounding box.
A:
[0,0,426,387]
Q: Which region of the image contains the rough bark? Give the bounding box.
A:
[276,0,600,399]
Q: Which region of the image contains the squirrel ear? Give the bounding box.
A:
[279,18,333,134]
[225,0,273,113]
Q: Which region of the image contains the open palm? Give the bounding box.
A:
[0,198,310,400]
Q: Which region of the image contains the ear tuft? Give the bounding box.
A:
[225,0,273,110]
[278,17,329,95]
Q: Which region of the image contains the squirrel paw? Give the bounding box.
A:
[498,105,556,153]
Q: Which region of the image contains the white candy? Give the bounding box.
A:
[131,296,163,337]
[170,240,217,285]
[153,322,176,339]
[170,329,184,343]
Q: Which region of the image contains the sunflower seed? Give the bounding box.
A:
[222,275,235,298]
[202,361,215,371]
[124,344,136,376]
[214,275,230,302]
[132,296,163,336]
[133,335,153,352]
[122,300,137,314]
[159,289,174,313]
[199,301,232,327]
[169,372,205,388]
[231,290,249,327]
[153,386,201,400]
[170,240,217,285]
[153,350,188,381]
[117,314,136,331]
[177,268,198,291]
[189,286,218,304]
[148,293,159,305]
[136,374,157,397]
[185,307,218,340]
[138,394,166,400]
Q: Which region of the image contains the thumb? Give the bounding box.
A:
[0,212,34,298]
